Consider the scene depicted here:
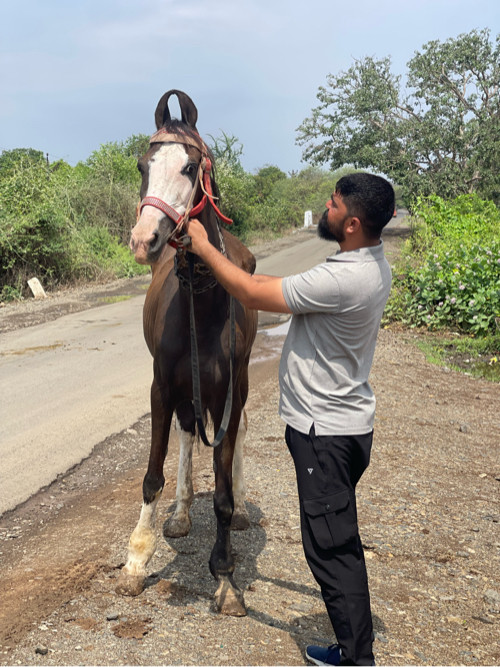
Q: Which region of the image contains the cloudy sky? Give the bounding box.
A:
[1,0,498,173]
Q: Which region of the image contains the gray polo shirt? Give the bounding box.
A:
[279,242,391,436]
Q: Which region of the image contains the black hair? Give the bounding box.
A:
[335,173,395,239]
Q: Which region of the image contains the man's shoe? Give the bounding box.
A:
[306,644,342,666]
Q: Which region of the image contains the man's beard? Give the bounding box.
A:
[317,210,344,243]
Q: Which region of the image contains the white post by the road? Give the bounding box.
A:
[303,210,313,228]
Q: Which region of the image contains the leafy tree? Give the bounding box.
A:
[122,133,151,159]
[254,165,287,202]
[208,131,245,170]
[0,148,46,175]
[85,141,140,186]
[297,29,500,206]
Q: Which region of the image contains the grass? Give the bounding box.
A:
[414,331,500,382]
[98,295,133,304]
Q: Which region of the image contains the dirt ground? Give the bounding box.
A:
[0,228,499,666]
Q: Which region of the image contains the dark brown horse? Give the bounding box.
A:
[116,90,257,615]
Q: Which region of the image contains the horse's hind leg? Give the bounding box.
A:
[211,419,246,616]
[163,404,195,538]
[116,379,172,596]
[231,409,250,530]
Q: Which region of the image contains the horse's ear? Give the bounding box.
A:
[154,90,198,130]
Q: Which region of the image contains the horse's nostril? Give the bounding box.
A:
[150,232,160,249]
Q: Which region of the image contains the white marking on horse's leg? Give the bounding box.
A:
[163,417,194,537]
[231,410,250,530]
[116,490,161,596]
[124,493,160,577]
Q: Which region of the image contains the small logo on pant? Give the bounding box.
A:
[307,468,313,475]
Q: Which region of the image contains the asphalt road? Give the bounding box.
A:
[0,229,334,516]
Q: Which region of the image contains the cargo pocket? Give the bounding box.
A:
[303,489,357,550]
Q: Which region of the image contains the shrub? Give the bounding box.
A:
[385,194,500,335]
[0,145,146,301]
[69,225,148,281]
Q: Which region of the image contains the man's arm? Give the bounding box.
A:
[186,219,291,313]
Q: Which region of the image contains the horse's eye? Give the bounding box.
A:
[183,163,197,177]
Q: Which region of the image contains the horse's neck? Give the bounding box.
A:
[204,211,223,252]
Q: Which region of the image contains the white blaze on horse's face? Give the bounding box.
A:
[130,143,195,265]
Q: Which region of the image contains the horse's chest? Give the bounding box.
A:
[155,323,228,388]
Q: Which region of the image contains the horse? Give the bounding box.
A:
[116,90,257,616]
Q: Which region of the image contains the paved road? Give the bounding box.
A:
[0,297,152,515]
[0,230,334,515]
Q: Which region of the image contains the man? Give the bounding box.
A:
[187,172,395,666]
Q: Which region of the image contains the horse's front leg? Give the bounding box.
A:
[116,378,172,596]
[210,414,246,616]
[163,402,196,538]
[231,409,250,530]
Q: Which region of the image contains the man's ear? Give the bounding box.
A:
[345,216,362,235]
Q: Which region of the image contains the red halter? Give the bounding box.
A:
[138,129,232,248]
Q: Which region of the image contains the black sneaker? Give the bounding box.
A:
[306,644,376,666]
[306,644,342,666]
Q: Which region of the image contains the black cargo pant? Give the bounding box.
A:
[285,424,375,667]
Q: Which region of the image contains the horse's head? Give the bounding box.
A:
[130,90,206,265]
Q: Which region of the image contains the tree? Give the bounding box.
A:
[296,29,500,206]
[122,134,151,159]
[85,141,140,186]
[254,165,287,202]
[0,148,46,175]
[207,131,244,170]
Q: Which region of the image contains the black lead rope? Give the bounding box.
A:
[187,253,235,448]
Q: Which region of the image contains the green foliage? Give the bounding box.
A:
[213,157,257,239]
[406,194,499,252]
[297,29,500,206]
[254,165,287,202]
[384,195,500,335]
[208,132,244,170]
[0,141,148,301]
[0,148,46,174]
[69,225,146,281]
[85,141,141,186]
[122,134,151,159]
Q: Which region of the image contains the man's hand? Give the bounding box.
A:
[186,218,209,256]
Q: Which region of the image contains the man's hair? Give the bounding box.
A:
[335,173,395,239]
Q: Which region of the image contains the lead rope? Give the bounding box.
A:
[187,251,235,448]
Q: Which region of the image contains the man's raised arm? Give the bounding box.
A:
[186,219,291,314]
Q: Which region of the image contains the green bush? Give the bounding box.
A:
[0,209,72,300]
[214,158,257,240]
[385,194,500,335]
[0,145,147,301]
[69,225,148,281]
[406,193,500,253]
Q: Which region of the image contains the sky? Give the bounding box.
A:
[1,0,498,174]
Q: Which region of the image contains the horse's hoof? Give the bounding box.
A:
[115,572,145,597]
[163,515,191,538]
[231,511,250,531]
[214,578,247,616]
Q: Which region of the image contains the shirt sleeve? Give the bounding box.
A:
[282,263,341,314]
